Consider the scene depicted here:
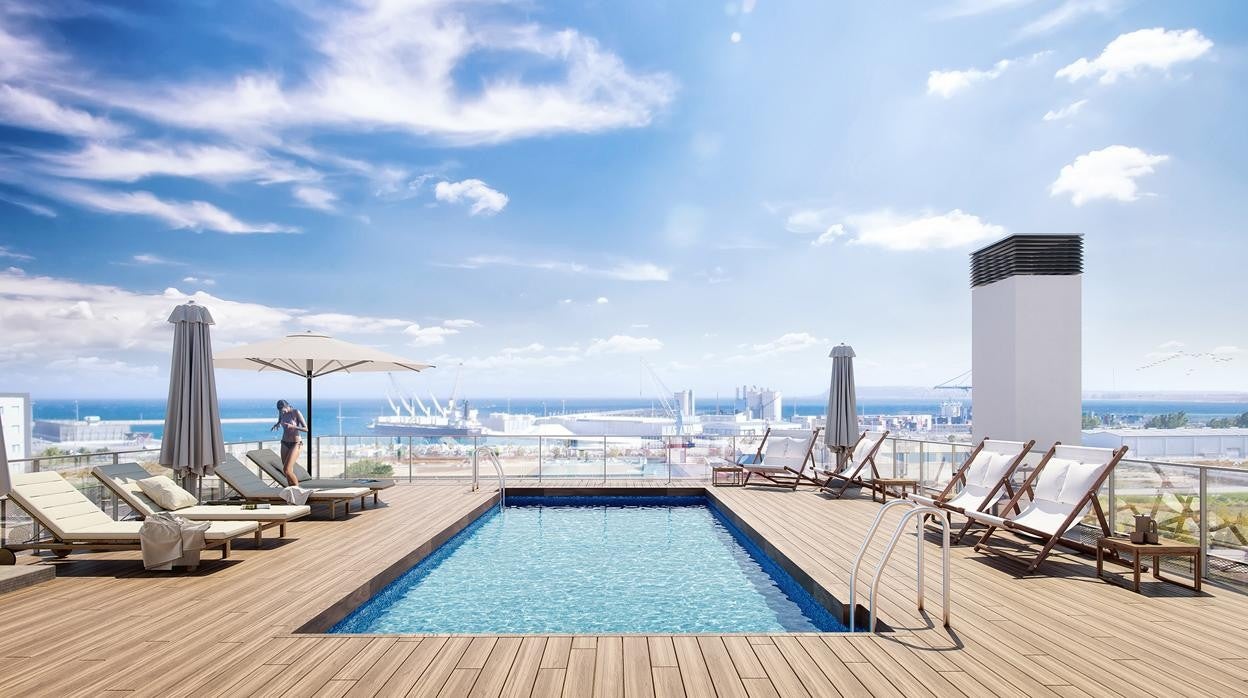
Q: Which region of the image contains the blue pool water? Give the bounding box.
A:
[331,496,846,633]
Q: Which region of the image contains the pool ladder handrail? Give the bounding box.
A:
[848,498,951,632]
[472,446,507,509]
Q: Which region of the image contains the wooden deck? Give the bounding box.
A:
[2,483,1247,697]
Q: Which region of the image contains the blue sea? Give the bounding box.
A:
[27,396,1248,443]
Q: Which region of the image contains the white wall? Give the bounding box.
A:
[973,275,1082,448]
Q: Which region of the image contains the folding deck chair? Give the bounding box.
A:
[740,427,824,490]
[908,437,1035,542]
[967,444,1129,573]
[818,430,889,499]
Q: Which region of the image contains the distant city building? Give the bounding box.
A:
[33,417,133,443]
[674,390,696,418]
[1,392,32,462]
[1082,428,1248,461]
[738,386,782,422]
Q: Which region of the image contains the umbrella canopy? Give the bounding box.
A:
[160,301,225,491]
[1,411,10,499]
[825,343,858,463]
[214,331,432,476]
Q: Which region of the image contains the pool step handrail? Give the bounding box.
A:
[848,498,951,632]
[472,446,507,509]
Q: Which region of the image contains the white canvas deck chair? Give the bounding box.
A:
[740,427,823,489]
[819,430,889,498]
[968,444,1129,573]
[909,437,1035,542]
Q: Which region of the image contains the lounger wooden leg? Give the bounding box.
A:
[373,491,379,505]
[279,523,287,538]
[331,501,338,519]
[222,540,231,559]
[254,529,262,546]
[1025,534,1065,573]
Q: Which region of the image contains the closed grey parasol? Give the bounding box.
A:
[160,301,225,494]
[825,343,858,466]
[0,412,10,499]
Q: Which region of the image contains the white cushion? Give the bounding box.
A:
[137,476,199,511]
[1031,457,1074,503]
[962,451,995,488]
[1058,460,1106,506]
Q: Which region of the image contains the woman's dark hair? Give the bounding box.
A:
[276,399,290,411]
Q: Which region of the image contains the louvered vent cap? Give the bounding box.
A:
[971,234,1083,288]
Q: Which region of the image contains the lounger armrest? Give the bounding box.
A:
[908,494,938,507]
[964,510,1006,527]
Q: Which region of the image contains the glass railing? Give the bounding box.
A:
[4,431,1245,589]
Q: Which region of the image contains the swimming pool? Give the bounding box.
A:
[331,496,847,634]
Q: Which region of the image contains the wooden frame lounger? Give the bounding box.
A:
[967,444,1129,573]
[92,462,311,539]
[740,427,824,490]
[1,471,257,567]
[909,437,1035,542]
[215,455,370,520]
[246,448,394,505]
[818,430,890,499]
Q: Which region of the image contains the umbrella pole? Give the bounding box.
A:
[306,370,314,479]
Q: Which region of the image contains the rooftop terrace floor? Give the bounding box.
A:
[2,482,1247,696]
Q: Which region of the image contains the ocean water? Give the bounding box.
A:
[28,396,1248,444]
[331,497,845,634]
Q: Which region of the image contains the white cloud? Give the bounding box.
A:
[730,32,742,44]
[301,312,411,334]
[932,0,1034,19]
[1050,145,1169,205]
[32,180,297,234]
[47,356,158,377]
[1056,28,1213,84]
[1020,0,1122,37]
[784,208,837,234]
[441,318,479,329]
[293,185,338,212]
[451,255,670,281]
[82,2,675,144]
[0,84,126,138]
[434,179,508,216]
[846,209,1006,251]
[1043,99,1089,122]
[404,325,460,348]
[1211,346,1243,356]
[585,335,662,355]
[35,142,315,184]
[927,59,1012,98]
[726,332,825,362]
[181,276,215,286]
[502,343,545,354]
[1158,340,1186,350]
[454,352,582,370]
[0,195,55,217]
[596,297,609,304]
[812,224,846,247]
[0,245,33,261]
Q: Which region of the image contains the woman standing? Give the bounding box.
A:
[271,400,308,486]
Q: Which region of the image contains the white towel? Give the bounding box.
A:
[279,485,312,506]
[140,512,210,570]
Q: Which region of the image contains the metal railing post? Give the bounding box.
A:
[342,435,348,479]
[1199,467,1209,580]
[407,437,413,483]
[538,436,543,482]
[602,435,608,483]
[918,442,926,492]
[472,437,480,490]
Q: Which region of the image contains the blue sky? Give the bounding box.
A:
[0,0,1245,399]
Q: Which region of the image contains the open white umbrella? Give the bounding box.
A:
[214,331,432,477]
[825,343,858,468]
[160,301,225,495]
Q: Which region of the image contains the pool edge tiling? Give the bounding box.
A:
[327,493,859,635]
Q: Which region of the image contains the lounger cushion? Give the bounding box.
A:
[137,476,199,511]
[171,504,311,522]
[761,436,809,469]
[1032,457,1074,503]
[54,519,257,542]
[1058,459,1108,505]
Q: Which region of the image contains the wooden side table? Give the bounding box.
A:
[873,478,918,503]
[1096,536,1202,594]
[712,466,745,487]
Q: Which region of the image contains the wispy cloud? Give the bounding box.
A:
[131,253,181,266]
[0,194,56,217]
[726,332,825,362]
[0,84,126,138]
[1050,145,1168,205]
[1043,99,1089,122]
[0,245,33,261]
[450,255,670,281]
[292,185,338,212]
[585,335,663,355]
[1019,0,1123,37]
[1057,28,1213,84]
[927,59,1013,99]
[35,141,317,184]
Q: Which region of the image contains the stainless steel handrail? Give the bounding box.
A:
[848,499,952,632]
[473,446,507,509]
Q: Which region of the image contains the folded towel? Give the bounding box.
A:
[140,512,210,570]
[280,485,313,506]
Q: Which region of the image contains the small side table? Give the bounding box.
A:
[873,478,918,503]
[712,466,745,487]
[1097,536,1201,594]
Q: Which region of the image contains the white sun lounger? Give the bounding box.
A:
[909,437,1035,542]
[215,454,370,519]
[92,462,310,539]
[1,471,257,566]
[246,448,394,505]
[818,430,890,498]
[967,443,1128,572]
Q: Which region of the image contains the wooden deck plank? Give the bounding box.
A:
[562,647,596,697]
[470,637,523,698]
[622,636,655,698]
[593,636,624,698]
